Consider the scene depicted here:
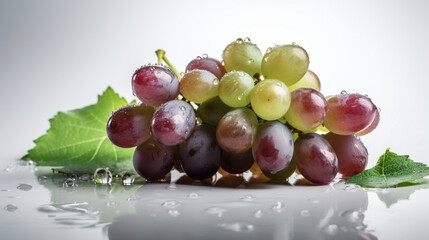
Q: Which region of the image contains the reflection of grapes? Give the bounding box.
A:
[108,38,380,184]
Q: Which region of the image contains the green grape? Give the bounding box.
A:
[250,79,291,120]
[261,44,309,86]
[218,71,254,107]
[288,70,321,92]
[197,97,232,126]
[180,69,219,103]
[222,38,262,77]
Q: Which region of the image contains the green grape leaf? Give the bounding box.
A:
[346,149,429,188]
[22,87,135,173]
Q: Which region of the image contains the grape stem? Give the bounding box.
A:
[155,49,181,80]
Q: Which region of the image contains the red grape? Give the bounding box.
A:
[185,56,226,79]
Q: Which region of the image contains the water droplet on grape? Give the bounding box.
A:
[62,178,77,188]
[188,192,200,199]
[247,59,254,64]
[254,210,263,218]
[264,57,269,62]
[217,222,254,233]
[221,60,225,66]
[300,209,310,217]
[168,209,181,217]
[341,90,347,94]
[180,72,185,76]
[238,72,245,77]
[196,56,202,59]
[266,47,272,53]
[94,168,112,184]
[180,106,186,111]
[205,207,227,217]
[235,38,244,44]
[244,37,251,42]
[212,79,219,86]
[17,183,32,191]
[202,53,208,58]
[121,172,134,186]
[4,204,18,212]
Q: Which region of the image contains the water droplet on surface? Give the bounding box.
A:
[126,195,141,202]
[271,201,285,212]
[240,195,254,201]
[340,209,364,223]
[121,172,135,186]
[38,204,62,213]
[1,189,11,192]
[324,224,339,235]
[179,106,186,111]
[344,184,360,192]
[212,79,219,86]
[235,38,244,44]
[63,178,77,188]
[205,207,227,217]
[4,204,18,212]
[167,183,177,191]
[254,210,263,218]
[94,168,112,184]
[217,222,254,233]
[106,201,116,207]
[266,47,272,53]
[300,209,310,217]
[202,53,208,58]
[4,163,16,172]
[307,198,320,204]
[17,183,32,191]
[188,193,200,199]
[162,200,181,209]
[168,209,180,217]
[340,90,348,94]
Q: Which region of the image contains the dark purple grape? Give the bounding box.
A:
[216,108,258,154]
[180,124,221,180]
[133,138,177,181]
[323,132,368,178]
[221,148,254,174]
[151,100,195,146]
[106,104,154,148]
[262,159,296,181]
[197,97,232,126]
[252,121,294,173]
[185,57,226,79]
[294,133,338,185]
[132,65,179,107]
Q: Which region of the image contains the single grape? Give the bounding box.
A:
[185,56,226,79]
[151,100,195,146]
[221,148,254,174]
[133,138,177,181]
[284,88,328,131]
[324,93,377,135]
[323,132,368,178]
[197,97,232,126]
[132,65,179,107]
[106,104,154,148]
[261,158,296,181]
[261,44,309,86]
[179,124,221,180]
[252,121,294,173]
[288,70,321,92]
[356,107,380,136]
[294,133,338,185]
[216,108,258,154]
[218,71,254,107]
[222,38,262,77]
[250,79,291,120]
[180,70,219,103]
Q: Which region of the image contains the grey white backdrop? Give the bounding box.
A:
[1,0,428,169]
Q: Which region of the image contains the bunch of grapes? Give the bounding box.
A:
[106,38,380,185]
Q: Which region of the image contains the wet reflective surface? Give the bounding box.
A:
[1,161,428,240]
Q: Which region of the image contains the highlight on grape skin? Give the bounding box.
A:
[132,65,179,107]
[106,104,154,148]
[294,133,338,185]
[252,121,294,174]
[261,44,310,86]
[216,107,258,154]
[356,106,380,136]
[151,100,195,146]
[250,79,291,120]
[323,93,377,135]
[185,56,226,80]
[284,88,328,131]
[179,69,219,103]
[222,38,262,77]
[218,71,254,108]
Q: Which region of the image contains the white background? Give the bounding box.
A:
[1,0,429,168]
